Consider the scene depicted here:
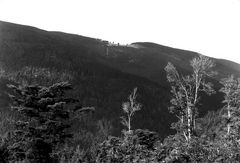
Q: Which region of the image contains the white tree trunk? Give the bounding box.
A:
[128,115,131,132]
[227,103,231,135]
[187,105,191,141]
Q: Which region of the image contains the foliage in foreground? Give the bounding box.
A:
[0,82,93,162]
[0,55,240,162]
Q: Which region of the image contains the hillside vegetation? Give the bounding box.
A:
[0,21,240,162]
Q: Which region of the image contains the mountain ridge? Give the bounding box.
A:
[0,20,239,138]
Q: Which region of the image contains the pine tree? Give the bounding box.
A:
[7,82,91,162]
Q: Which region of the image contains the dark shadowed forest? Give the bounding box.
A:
[0,21,240,162]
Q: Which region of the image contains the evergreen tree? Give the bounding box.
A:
[7,82,91,162]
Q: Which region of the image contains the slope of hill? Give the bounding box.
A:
[0,20,239,138]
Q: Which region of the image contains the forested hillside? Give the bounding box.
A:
[1,21,240,162]
[1,21,240,137]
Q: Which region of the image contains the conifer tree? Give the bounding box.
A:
[7,82,90,162]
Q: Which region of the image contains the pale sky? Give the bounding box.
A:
[0,0,240,63]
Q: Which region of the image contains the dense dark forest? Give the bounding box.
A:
[0,21,240,162]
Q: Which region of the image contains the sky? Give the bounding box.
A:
[0,0,240,63]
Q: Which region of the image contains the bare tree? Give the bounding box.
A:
[220,75,240,136]
[165,54,215,142]
[121,88,141,133]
